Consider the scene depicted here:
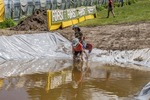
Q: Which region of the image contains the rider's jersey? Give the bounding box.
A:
[73,43,83,52]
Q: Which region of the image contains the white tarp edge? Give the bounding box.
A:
[135,81,150,100]
[90,48,150,69]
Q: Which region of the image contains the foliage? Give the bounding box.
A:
[114,2,120,7]
[17,16,27,25]
[0,19,16,29]
[96,5,106,11]
[126,0,137,5]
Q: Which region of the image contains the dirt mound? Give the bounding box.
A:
[11,10,48,31]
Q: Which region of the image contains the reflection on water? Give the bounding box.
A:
[0,61,150,100]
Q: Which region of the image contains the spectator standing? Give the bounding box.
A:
[120,0,124,7]
[107,0,115,18]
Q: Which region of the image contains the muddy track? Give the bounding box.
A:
[1,9,150,50]
[56,22,150,50]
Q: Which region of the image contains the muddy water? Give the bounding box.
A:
[0,61,150,100]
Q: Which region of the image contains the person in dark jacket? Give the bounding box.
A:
[72,38,88,61]
[72,25,83,42]
[107,0,115,18]
[72,25,93,53]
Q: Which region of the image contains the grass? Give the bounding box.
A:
[79,0,150,27]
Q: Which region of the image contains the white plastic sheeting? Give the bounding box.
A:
[0,32,150,69]
[27,0,34,16]
[40,0,46,8]
[135,81,150,100]
[0,32,71,63]
[20,0,28,13]
[0,58,72,78]
[4,0,12,19]
[0,32,150,100]
[33,0,41,10]
[0,32,150,78]
[90,48,150,69]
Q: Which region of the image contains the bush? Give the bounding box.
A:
[127,0,137,5]
[0,19,16,29]
[114,2,120,7]
[17,16,27,25]
[132,0,138,3]
[96,5,106,11]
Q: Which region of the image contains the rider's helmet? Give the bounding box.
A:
[72,24,78,30]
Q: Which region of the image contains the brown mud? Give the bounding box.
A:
[1,10,150,50]
[57,21,150,50]
[11,10,48,31]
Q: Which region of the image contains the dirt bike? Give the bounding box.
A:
[85,43,93,53]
